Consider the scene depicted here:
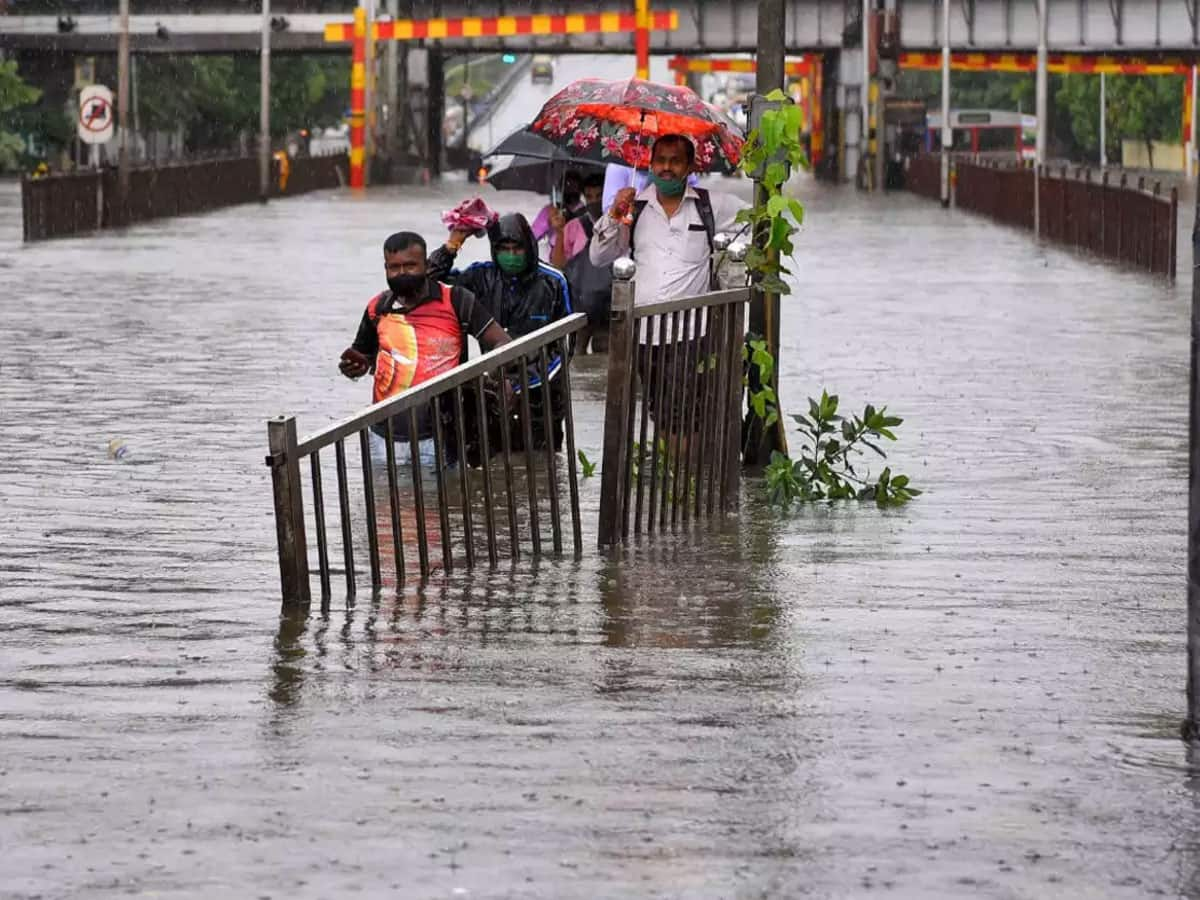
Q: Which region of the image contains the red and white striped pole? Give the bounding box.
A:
[349,5,367,189]
[635,0,650,79]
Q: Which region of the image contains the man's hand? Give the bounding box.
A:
[339,347,370,380]
[446,227,473,252]
[610,187,636,220]
[549,207,567,233]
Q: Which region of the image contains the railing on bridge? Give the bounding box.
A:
[907,155,1178,280]
[21,153,348,242]
[266,315,588,607]
[597,254,750,548]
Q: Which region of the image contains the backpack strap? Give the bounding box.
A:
[628,199,649,258]
[366,291,388,323]
[628,191,716,259]
[694,187,716,253]
[580,216,595,241]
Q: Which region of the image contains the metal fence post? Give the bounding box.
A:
[598,259,638,548]
[1188,173,1200,741]
[1171,186,1180,281]
[268,415,311,606]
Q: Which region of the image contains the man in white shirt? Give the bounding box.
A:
[589,134,747,436]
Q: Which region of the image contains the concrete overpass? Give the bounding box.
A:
[2,1,1198,55]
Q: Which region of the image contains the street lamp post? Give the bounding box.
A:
[260,0,271,202]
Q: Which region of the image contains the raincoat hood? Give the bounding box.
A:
[489,213,538,276]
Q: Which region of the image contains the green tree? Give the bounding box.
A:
[1056,73,1184,165]
[136,54,349,154]
[0,58,41,171]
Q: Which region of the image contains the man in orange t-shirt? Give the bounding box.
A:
[339,232,511,451]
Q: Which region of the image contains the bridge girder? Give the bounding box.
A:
[2,1,1199,56]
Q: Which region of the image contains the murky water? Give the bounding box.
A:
[3,152,1200,898]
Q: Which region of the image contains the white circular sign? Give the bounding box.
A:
[78,85,115,145]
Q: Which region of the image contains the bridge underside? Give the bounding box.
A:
[2,1,1198,56]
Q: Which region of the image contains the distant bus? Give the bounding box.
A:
[924,109,1037,159]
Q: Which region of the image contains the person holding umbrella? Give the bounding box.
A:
[589,134,746,437]
[528,77,747,433]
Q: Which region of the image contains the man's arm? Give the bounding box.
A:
[426,228,473,283]
[548,207,569,269]
[590,185,636,266]
[588,213,628,266]
[712,191,752,236]
[478,320,512,353]
[339,307,378,379]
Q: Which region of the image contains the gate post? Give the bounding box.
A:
[598,260,638,548]
[268,415,311,606]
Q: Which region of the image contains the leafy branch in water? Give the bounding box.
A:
[743,336,779,432]
[765,390,921,508]
[734,88,808,296]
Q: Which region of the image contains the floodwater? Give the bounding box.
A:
[3,155,1200,897]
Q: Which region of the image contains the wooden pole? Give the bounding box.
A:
[268,416,311,607]
[598,261,638,548]
[744,0,787,466]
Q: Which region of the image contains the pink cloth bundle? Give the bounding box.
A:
[442,197,498,236]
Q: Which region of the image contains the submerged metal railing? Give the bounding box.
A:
[267,314,587,606]
[596,254,751,548]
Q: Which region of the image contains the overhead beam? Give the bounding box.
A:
[324,10,679,43]
[899,49,1192,73]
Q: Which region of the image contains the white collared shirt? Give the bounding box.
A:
[590,184,747,340]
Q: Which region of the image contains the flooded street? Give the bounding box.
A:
[2,151,1199,897]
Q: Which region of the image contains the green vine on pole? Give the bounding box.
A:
[734,88,808,296]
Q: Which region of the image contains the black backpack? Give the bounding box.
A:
[563,216,615,322]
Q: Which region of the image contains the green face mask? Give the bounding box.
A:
[496,251,526,275]
[650,172,687,197]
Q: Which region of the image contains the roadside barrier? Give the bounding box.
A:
[266,242,750,604]
[596,247,751,547]
[266,315,587,606]
[21,152,348,242]
[907,155,1178,280]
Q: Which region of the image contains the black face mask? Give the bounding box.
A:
[387,273,425,298]
[586,201,603,220]
[563,191,581,207]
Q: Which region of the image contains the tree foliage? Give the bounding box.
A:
[0,58,41,170]
[897,67,1186,164]
[1056,73,1184,162]
[135,54,349,153]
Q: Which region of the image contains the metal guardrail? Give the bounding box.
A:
[597,248,750,548]
[267,314,588,606]
[908,154,1178,280]
[21,153,347,242]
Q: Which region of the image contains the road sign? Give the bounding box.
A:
[78,85,114,145]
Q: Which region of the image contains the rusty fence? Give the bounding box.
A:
[266,314,587,606]
[922,157,1178,280]
[904,154,942,202]
[596,259,751,548]
[21,153,348,242]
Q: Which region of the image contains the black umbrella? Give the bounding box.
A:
[485,155,602,194]
[482,126,563,161]
[483,126,604,197]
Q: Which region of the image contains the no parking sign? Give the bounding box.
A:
[78,85,114,145]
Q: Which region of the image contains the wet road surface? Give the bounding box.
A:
[2,164,1200,899]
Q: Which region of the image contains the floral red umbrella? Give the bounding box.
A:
[529,77,744,175]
